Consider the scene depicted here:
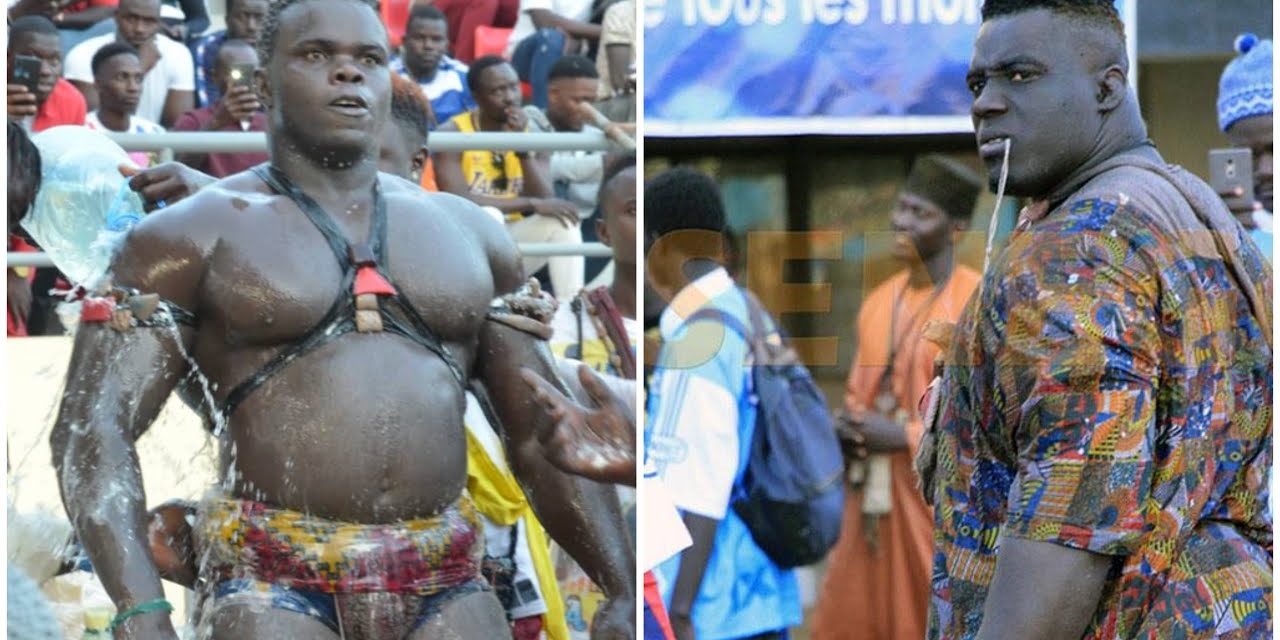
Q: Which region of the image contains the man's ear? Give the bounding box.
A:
[411,146,428,174]
[596,217,611,248]
[1096,65,1127,112]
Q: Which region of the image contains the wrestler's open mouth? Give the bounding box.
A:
[978,136,1009,158]
[329,96,369,116]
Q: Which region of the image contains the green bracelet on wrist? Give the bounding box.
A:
[108,598,174,632]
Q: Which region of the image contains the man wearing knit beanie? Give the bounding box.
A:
[811,154,983,640]
[1217,33,1273,258]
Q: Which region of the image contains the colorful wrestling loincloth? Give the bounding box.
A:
[196,494,484,596]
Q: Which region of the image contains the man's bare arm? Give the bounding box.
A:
[527,8,602,40]
[49,199,213,638]
[472,211,634,638]
[433,140,541,214]
[605,44,632,94]
[975,537,1111,640]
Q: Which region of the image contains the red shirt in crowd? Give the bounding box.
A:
[33,78,88,132]
[58,0,117,15]
[171,106,269,178]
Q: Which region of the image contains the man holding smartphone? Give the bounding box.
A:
[6,15,87,130]
[1216,34,1272,261]
[171,39,268,177]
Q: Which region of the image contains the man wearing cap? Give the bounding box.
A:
[1217,33,1273,262]
[810,154,982,640]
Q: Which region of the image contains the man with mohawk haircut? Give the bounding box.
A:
[919,1,1273,638]
[48,0,635,637]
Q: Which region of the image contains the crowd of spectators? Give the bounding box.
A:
[6,0,638,336]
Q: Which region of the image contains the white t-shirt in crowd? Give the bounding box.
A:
[505,0,595,55]
[64,32,195,125]
[84,111,165,168]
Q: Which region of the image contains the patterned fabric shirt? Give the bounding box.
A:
[190,30,227,108]
[926,151,1273,639]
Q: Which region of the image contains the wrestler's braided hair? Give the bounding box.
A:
[257,0,383,67]
[8,121,41,232]
[981,0,1125,43]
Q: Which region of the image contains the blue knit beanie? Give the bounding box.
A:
[1217,33,1272,132]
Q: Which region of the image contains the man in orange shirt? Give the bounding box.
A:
[810,154,982,640]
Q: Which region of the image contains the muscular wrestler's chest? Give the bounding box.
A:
[199,204,494,347]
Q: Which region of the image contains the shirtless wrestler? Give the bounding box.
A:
[47,0,635,637]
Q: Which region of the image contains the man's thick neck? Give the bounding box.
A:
[96,108,131,132]
[1043,99,1155,204]
[610,261,636,320]
[269,141,379,201]
[908,245,955,289]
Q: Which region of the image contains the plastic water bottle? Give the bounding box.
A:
[22,126,143,286]
[104,180,144,232]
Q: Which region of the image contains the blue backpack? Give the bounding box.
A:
[689,289,845,568]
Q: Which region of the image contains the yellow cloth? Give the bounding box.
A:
[465,431,569,640]
[449,110,525,221]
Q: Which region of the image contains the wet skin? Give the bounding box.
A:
[50,1,634,638]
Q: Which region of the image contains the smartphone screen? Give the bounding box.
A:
[227,63,256,90]
[13,55,42,95]
[1209,148,1255,211]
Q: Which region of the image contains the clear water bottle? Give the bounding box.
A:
[22,126,144,287]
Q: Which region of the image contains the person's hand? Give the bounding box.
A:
[211,85,260,130]
[838,409,906,454]
[137,38,161,75]
[833,409,868,464]
[590,595,635,640]
[502,105,528,132]
[7,84,39,120]
[146,501,197,589]
[519,364,635,485]
[119,162,216,212]
[7,270,33,326]
[529,197,578,227]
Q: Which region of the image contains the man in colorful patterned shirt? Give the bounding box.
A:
[920,1,1274,639]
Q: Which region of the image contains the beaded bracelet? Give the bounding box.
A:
[108,598,174,632]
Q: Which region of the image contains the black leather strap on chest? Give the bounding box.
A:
[217,165,465,420]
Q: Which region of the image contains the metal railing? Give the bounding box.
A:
[7,242,611,268]
[105,131,620,155]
